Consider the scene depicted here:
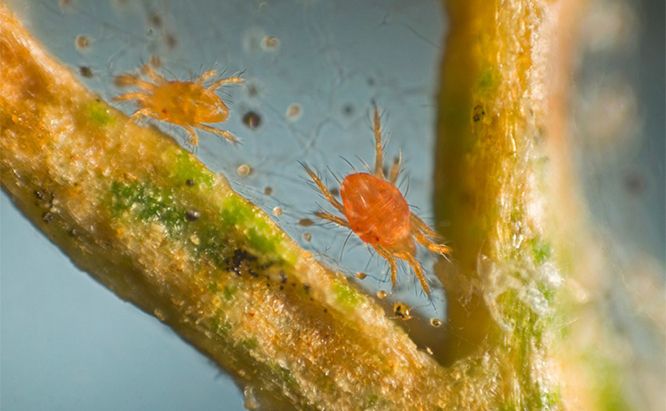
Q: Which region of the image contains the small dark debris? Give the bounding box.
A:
[279,272,287,284]
[165,32,178,49]
[264,186,273,196]
[342,104,354,116]
[42,212,55,223]
[185,210,200,221]
[185,179,195,187]
[473,104,486,122]
[247,83,259,97]
[75,35,91,51]
[227,249,259,277]
[279,285,284,291]
[242,111,262,130]
[329,187,339,197]
[34,190,45,200]
[303,284,311,293]
[148,12,162,28]
[79,66,93,78]
[298,218,314,227]
[624,173,646,195]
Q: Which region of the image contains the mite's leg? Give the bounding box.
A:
[376,246,398,290]
[414,229,452,257]
[129,107,153,122]
[114,74,155,90]
[301,164,345,214]
[388,152,401,184]
[410,214,442,240]
[400,251,431,295]
[314,211,349,228]
[140,64,167,84]
[196,69,217,84]
[372,104,384,178]
[113,91,149,102]
[208,75,244,90]
[184,126,199,147]
[198,124,239,144]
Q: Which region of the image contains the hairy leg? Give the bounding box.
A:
[372,104,384,178]
[410,214,442,240]
[314,211,349,228]
[208,75,244,90]
[181,126,199,147]
[388,152,401,184]
[197,69,217,84]
[129,108,153,122]
[414,229,451,257]
[301,164,345,213]
[375,246,398,290]
[114,74,155,90]
[399,251,431,295]
[198,124,239,144]
[113,91,149,102]
[140,64,167,84]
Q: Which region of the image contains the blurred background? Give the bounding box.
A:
[1,0,663,410]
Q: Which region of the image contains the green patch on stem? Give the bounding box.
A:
[529,237,552,265]
[170,150,215,188]
[496,288,555,410]
[223,284,237,301]
[209,314,232,338]
[269,363,300,392]
[239,337,259,351]
[332,280,362,311]
[83,99,114,126]
[221,195,283,255]
[109,181,186,235]
[477,66,500,92]
[195,226,233,269]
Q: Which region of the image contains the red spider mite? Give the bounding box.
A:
[113,64,243,147]
[303,105,451,295]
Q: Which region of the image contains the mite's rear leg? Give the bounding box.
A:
[314,211,349,228]
[414,230,451,258]
[400,251,431,296]
[129,108,153,122]
[140,64,167,84]
[113,91,149,103]
[388,152,402,184]
[208,75,244,91]
[197,69,217,84]
[411,214,442,241]
[371,104,385,178]
[114,74,156,91]
[199,124,239,144]
[302,164,345,214]
[184,126,200,148]
[376,246,398,290]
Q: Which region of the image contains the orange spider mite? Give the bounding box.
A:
[114,64,243,147]
[304,106,451,295]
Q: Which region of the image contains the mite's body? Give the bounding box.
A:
[114,64,243,147]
